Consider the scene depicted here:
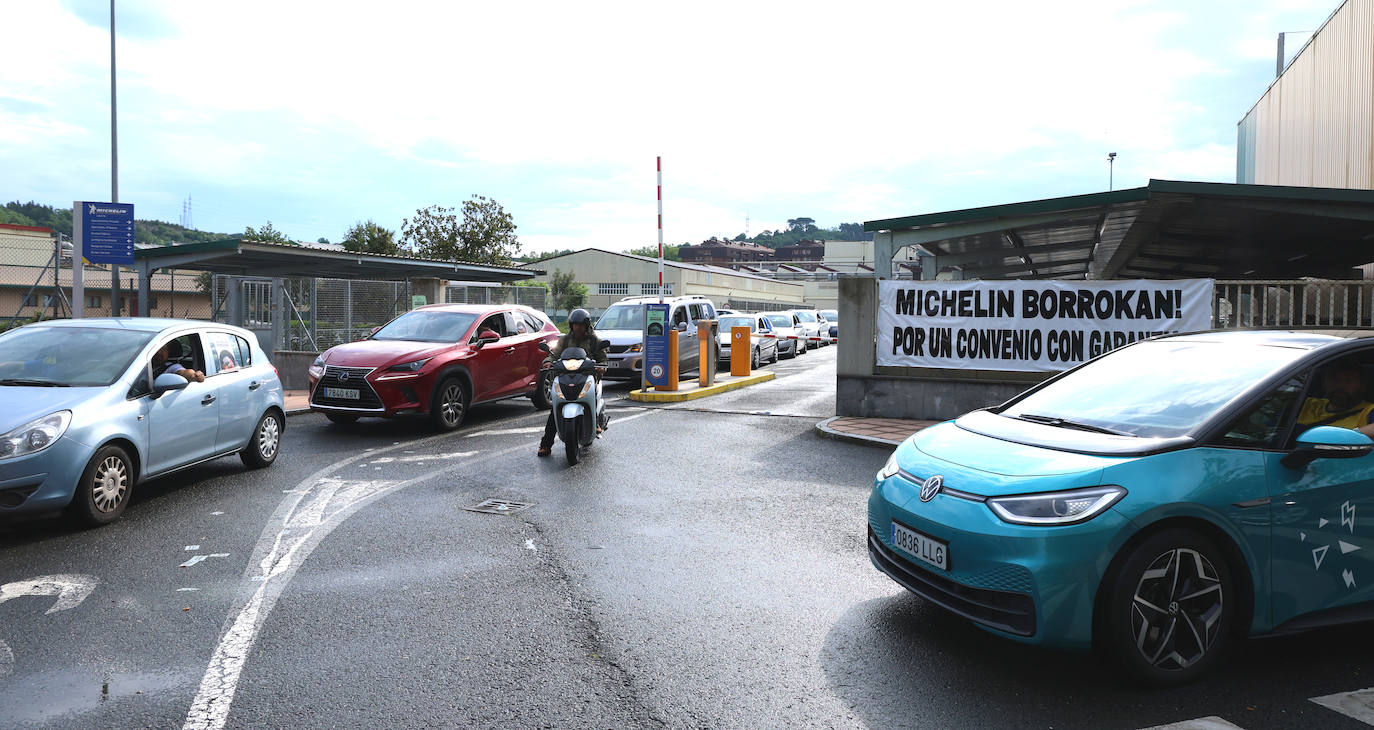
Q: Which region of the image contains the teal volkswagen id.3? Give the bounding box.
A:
[869,330,1374,684]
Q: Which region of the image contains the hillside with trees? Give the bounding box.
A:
[3,200,233,245]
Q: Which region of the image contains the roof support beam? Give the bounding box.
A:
[872,211,1076,277]
[933,239,1095,266]
[962,257,1092,278]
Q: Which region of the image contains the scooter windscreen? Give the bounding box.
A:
[555,347,598,372]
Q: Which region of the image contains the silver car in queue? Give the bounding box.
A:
[0,318,285,526]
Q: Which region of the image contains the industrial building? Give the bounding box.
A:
[1238,0,1373,189]
[519,248,806,314]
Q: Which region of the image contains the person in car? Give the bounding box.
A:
[153,340,206,383]
[1297,359,1374,437]
[537,308,606,457]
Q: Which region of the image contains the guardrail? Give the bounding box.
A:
[1213,279,1374,329]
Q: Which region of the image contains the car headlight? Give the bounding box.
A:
[309,353,326,379]
[386,358,432,373]
[986,486,1125,526]
[0,411,72,460]
[628,344,642,353]
[876,452,900,481]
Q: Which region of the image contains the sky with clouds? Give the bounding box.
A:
[0,0,1338,254]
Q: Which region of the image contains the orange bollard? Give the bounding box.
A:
[698,320,715,387]
[730,326,752,376]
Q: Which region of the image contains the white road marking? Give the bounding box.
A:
[370,452,478,465]
[181,422,558,730]
[1312,687,1374,724]
[524,539,537,552]
[465,426,544,438]
[185,545,201,551]
[210,511,224,516]
[0,574,98,615]
[0,574,99,678]
[1140,717,1244,730]
[177,588,200,592]
[181,556,208,568]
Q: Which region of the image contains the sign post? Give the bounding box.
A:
[72,201,134,318]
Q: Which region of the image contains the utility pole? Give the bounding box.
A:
[1108,152,1117,192]
[110,0,120,315]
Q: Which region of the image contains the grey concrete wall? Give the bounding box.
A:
[272,350,318,391]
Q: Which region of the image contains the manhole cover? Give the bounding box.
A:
[463,499,535,515]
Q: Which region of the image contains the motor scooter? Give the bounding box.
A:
[538,341,610,465]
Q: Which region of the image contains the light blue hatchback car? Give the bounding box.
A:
[869,330,1374,684]
[0,318,285,526]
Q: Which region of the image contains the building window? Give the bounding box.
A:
[85,295,102,308]
[22,293,55,307]
[598,283,629,296]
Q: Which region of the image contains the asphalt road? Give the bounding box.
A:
[4,345,1374,729]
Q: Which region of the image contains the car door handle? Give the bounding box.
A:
[201,394,216,405]
[248,381,261,390]
[504,347,517,353]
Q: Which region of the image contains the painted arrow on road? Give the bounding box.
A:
[0,573,99,678]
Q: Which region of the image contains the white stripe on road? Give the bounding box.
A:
[1140,717,1244,730]
[179,415,593,730]
[1312,687,1374,725]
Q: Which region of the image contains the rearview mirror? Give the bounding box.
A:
[675,322,688,332]
[538,341,551,353]
[472,330,501,349]
[1283,425,1374,469]
[152,372,189,398]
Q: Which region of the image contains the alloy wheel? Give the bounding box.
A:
[1130,548,1224,671]
[258,415,281,460]
[92,456,129,513]
[441,383,465,426]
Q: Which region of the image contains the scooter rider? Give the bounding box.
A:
[537,308,607,457]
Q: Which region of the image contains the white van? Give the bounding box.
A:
[595,295,719,381]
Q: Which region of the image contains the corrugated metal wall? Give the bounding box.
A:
[1237,0,1374,189]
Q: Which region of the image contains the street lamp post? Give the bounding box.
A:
[1108,152,1117,192]
[110,0,120,315]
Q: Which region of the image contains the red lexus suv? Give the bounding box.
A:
[307,304,560,431]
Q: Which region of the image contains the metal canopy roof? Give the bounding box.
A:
[133,239,539,282]
[865,180,1374,280]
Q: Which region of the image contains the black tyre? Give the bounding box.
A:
[430,377,470,432]
[1099,529,1235,686]
[770,346,779,364]
[782,343,795,360]
[240,411,283,469]
[69,445,134,527]
[751,347,760,370]
[565,419,581,465]
[325,412,358,425]
[531,372,552,410]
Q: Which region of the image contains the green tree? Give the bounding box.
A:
[549,268,586,312]
[0,208,36,226]
[627,244,680,261]
[317,237,330,245]
[243,221,295,244]
[787,217,818,233]
[341,220,399,255]
[401,195,521,265]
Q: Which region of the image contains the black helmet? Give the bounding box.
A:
[568,309,591,327]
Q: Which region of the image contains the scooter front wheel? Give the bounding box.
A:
[565,435,580,465]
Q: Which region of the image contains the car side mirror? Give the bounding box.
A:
[472,330,501,349]
[1283,425,1374,469]
[675,322,688,332]
[152,372,189,398]
[537,341,551,353]
[599,339,612,351]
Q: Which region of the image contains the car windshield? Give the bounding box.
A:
[795,311,817,322]
[371,311,478,342]
[0,326,154,387]
[1000,340,1310,438]
[821,310,837,320]
[597,305,644,330]
[766,314,792,328]
[718,316,753,331]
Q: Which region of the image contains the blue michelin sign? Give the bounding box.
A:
[77,201,135,265]
[642,303,671,387]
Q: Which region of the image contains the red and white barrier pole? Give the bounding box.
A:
[662,153,667,302]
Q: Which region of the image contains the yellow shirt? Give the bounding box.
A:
[1297,398,1374,430]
